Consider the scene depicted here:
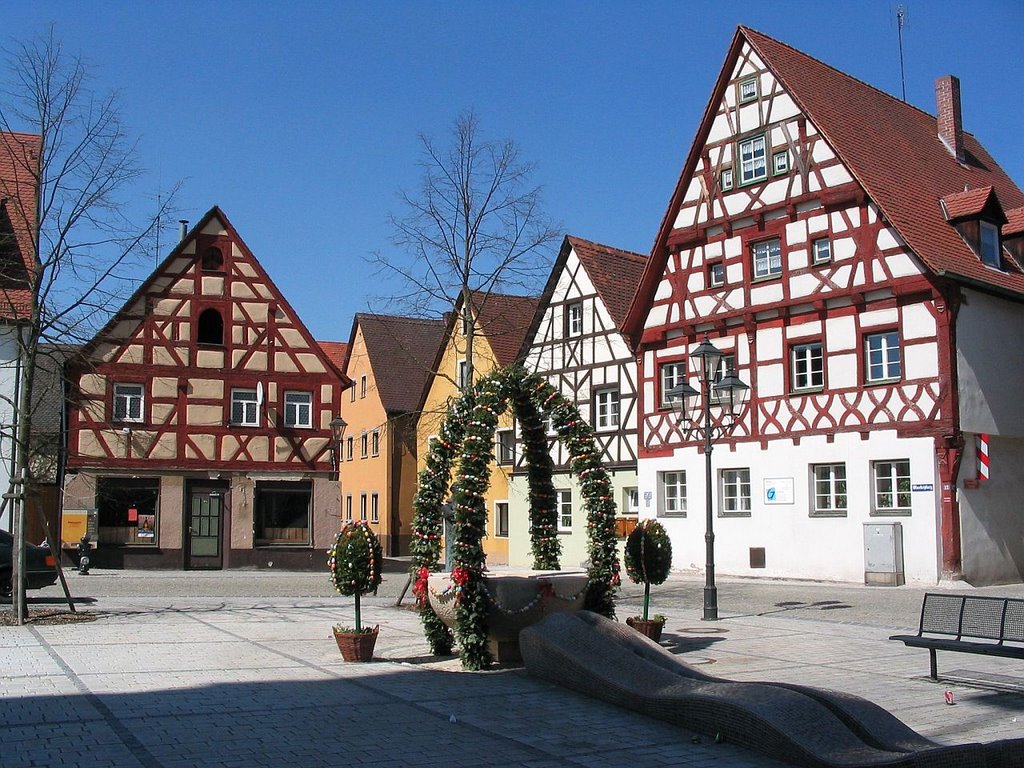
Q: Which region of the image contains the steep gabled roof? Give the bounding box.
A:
[317,341,349,376]
[469,290,540,366]
[351,313,446,415]
[568,236,647,329]
[0,131,41,321]
[940,186,1004,223]
[626,26,1024,339]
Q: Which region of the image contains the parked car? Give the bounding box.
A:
[0,529,58,598]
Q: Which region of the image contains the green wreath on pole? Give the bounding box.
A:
[410,365,620,670]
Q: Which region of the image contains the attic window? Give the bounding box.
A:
[772,151,789,176]
[197,307,224,345]
[202,246,224,272]
[721,168,734,191]
[739,77,758,103]
[980,221,1001,268]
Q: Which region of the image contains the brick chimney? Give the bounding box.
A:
[936,75,964,163]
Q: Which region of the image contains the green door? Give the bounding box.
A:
[187,484,225,569]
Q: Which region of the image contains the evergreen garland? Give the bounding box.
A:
[410,365,620,669]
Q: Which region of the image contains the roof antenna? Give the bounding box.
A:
[896,4,908,101]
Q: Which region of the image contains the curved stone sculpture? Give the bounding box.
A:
[520,611,1023,768]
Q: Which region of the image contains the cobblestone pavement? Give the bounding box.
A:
[3,570,1024,767]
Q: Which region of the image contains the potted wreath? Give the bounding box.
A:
[623,519,673,642]
[328,521,383,662]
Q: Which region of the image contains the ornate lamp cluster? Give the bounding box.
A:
[410,365,620,669]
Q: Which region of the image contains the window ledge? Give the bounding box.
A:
[751,273,783,284]
[864,378,902,387]
[810,511,848,518]
[789,386,825,396]
[869,510,911,517]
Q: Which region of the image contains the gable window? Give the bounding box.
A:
[557,489,573,532]
[461,310,472,337]
[350,384,356,402]
[594,388,620,430]
[738,134,768,185]
[371,429,380,456]
[565,302,583,337]
[872,459,911,515]
[201,246,224,272]
[283,391,312,428]
[113,383,144,423]
[345,435,354,461]
[752,238,782,279]
[812,237,832,264]
[791,342,824,391]
[772,151,789,176]
[231,389,258,427]
[865,331,901,383]
[811,463,847,517]
[980,221,1001,268]
[457,359,468,389]
[658,471,686,517]
[738,77,758,103]
[359,375,367,398]
[254,481,311,545]
[495,501,509,538]
[720,168,734,191]
[708,261,725,288]
[659,361,687,408]
[197,307,224,345]
[720,468,752,517]
[496,428,515,465]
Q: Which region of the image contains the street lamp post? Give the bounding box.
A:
[330,417,347,482]
[665,334,749,621]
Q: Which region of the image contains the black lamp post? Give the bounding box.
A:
[330,417,347,482]
[665,334,749,621]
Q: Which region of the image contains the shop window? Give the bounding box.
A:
[96,477,160,546]
[255,481,311,545]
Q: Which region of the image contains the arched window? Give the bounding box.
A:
[202,246,224,272]
[197,307,224,345]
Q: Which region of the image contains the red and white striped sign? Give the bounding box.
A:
[977,433,990,482]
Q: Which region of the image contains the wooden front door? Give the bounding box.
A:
[186,482,227,569]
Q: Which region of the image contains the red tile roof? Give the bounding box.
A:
[741,26,1024,294]
[0,132,41,321]
[317,341,349,377]
[355,314,447,415]
[567,236,647,329]
[941,186,997,221]
[469,291,540,367]
[1005,208,1024,238]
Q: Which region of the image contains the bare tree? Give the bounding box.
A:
[0,28,178,622]
[372,111,559,389]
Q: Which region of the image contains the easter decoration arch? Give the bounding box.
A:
[410,366,620,670]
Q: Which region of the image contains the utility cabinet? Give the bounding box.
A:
[863,522,905,586]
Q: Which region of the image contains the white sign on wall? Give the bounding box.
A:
[643,491,653,508]
[763,478,794,505]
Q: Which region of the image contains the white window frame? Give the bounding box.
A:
[557,489,572,532]
[371,429,380,457]
[719,468,751,517]
[721,168,734,191]
[791,342,824,391]
[659,361,687,408]
[370,493,379,523]
[346,435,354,461]
[658,471,686,517]
[283,391,312,428]
[359,493,367,521]
[812,237,832,264]
[772,150,789,175]
[872,459,911,515]
[708,261,725,287]
[345,495,352,521]
[739,134,768,184]
[752,238,782,279]
[865,331,901,383]
[494,501,509,538]
[811,463,847,517]
[624,487,640,516]
[980,220,1001,268]
[457,359,468,389]
[565,301,584,337]
[496,428,515,465]
[709,353,736,403]
[231,389,259,427]
[113,383,144,423]
[360,431,368,459]
[738,77,758,103]
[359,375,367,399]
[594,388,620,430]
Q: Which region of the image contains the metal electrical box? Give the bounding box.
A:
[863,522,905,586]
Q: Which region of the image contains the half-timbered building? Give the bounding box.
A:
[340,313,445,556]
[417,291,538,566]
[510,236,646,567]
[64,207,349,570]
[624,27,1024,586]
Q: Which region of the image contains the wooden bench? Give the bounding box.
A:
[890,593,1024,680]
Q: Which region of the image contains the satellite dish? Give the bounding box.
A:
[256,381,265,409]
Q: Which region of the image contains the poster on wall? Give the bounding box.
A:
[763,478,794,505]
[137,514,156,539]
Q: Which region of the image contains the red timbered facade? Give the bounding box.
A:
[625,28,1024,585]
[65,207,349,569]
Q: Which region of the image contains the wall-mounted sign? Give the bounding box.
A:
[643,491,653,507]
[911,484,934,492]
[763,478,794,505]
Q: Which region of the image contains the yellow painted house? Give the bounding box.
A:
[340,314,446,556]
[416,291,538,565]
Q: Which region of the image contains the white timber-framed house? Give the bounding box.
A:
[623,27,1024,586]
[509,236,646,568]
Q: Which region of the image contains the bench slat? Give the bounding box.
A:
[919,593,964,636]
[961,596,1006,641]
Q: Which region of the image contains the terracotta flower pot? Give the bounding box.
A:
[626,616,665,642]
[333,625,379,662]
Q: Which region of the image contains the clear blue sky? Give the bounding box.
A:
[5,1,1022,342]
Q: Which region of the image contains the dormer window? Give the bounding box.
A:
[979,221,1001,268]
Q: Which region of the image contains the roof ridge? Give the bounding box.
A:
[358,312,444,324]
[567,234,647,262]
